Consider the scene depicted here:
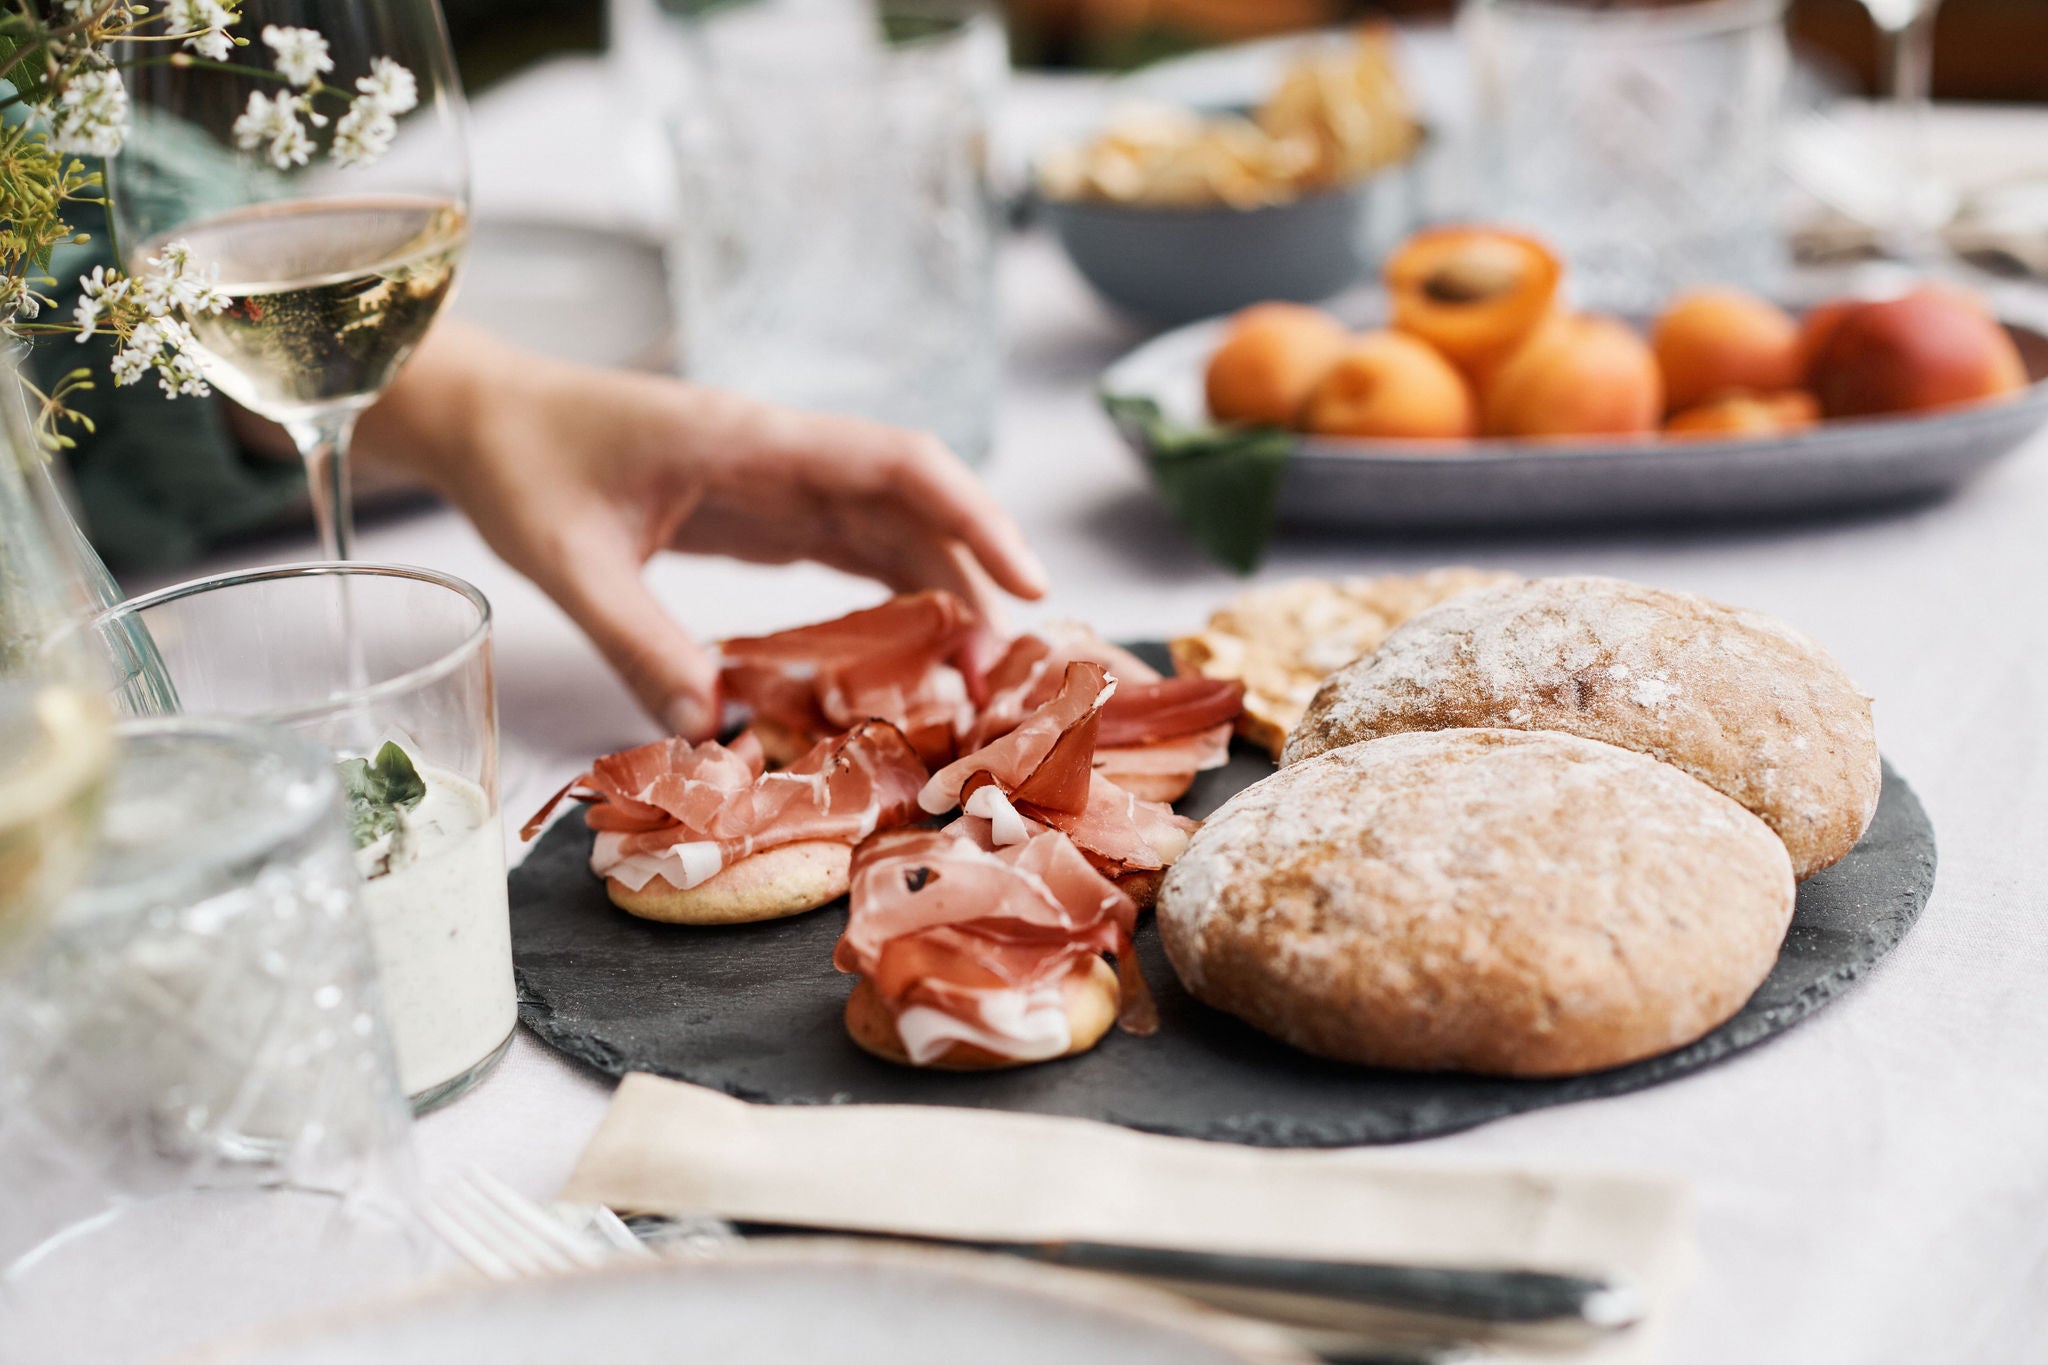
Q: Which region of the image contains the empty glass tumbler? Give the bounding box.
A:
[1464,0,1791,312]
[659,0,1008,465]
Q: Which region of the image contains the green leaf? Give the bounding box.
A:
[1102,393,1294,574]
[339,741,427,849]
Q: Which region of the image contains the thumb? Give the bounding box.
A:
[551,548,720,740]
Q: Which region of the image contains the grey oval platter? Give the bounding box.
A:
[1100,308,2048,530]
[509,645,1937,1148]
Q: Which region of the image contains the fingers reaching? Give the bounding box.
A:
[550,529,721,740]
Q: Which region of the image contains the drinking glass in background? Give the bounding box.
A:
[0,357,114,968]
[1856,0,1951,247]
[113,0,471,560]
[92,564,514,1114]
[659,0,1007,466]
[0,718,422,1363]
[1463,0,1790,313]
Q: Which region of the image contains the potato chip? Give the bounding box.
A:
[1037,24,1420,211]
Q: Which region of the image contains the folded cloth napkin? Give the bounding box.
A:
[562,1074,1692,1364]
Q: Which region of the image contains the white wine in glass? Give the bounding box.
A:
[115,0,470,560]
[0,359,114,964]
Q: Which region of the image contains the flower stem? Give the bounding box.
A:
[97,157,122,265]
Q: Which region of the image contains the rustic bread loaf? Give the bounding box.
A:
[1281,575,1880,878]
[1159,728,1797,1076]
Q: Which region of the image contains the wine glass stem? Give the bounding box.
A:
[287,411,362,561]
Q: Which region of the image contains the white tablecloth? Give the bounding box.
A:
[135,57,2048,1365]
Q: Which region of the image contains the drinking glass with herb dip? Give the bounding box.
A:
[89,563,514,1113]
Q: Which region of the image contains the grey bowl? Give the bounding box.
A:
[1101,301,2048,529]
[1039,167,1417,327]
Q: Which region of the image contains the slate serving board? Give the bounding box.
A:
[511,650,1937,1148]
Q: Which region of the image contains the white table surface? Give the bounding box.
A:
[128,55,2048,1365]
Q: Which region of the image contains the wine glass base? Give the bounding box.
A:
[407,1026,515,1117]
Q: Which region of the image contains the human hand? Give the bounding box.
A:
[358,324,1046,738]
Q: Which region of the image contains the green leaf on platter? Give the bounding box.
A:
[1102,393,1294,574]
[338,741,427,849]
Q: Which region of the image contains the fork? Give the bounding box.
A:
[423,1167,662,1281]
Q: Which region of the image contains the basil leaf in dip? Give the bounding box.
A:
[340,741,427,852]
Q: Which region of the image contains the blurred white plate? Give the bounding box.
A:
[189,1243,1306,1365]
[450,219,672,372]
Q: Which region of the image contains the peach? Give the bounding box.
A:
[1385,226,1563,381]
[1794,300,1858,385]
[1651,288,1803,414]
[1481,314,1663,439]
[1807,287,2028,419]
[1204,303,1351,426]
[1300,331,1477,440]
[1663,390,1821,441]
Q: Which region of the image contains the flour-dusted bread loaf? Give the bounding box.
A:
[1281,575,1880,878]
[1159,729,1797,1076]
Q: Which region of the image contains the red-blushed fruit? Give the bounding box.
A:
[1663,390,1821,440]
[1204,303,1350,426]
[1481,314,1664,439]
[1652,288,1803,414]
[1795,300,1858,385]
[1301,331,1478,440]
[1808,287,2028,419]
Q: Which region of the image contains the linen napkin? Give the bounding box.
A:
[562,1074,1692,1364]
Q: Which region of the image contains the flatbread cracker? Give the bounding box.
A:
[1170,568,1518,757]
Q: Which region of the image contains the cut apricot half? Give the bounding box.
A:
[1663,390,1821,440]
[1386,226,1564,379]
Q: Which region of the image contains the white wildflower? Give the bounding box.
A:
[355,57,418,116]
[145,239,231,316]
[45,67,130,158]
[72,265,128,341]
[3,277,39,322]
[233,89,318,169]
[262,24,333,87]
[152,320,212,397]
[330,101,397,168]
[110,323,161,386]
[166,0,238,63]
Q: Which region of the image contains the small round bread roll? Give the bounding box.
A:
[846,957,1118,1071]
[607,840,850,924]
[1159,729,1796,1077]
[1282,575,1879,879]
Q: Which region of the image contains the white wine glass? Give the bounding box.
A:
[0,353,115,966]
[1855,0,1951,248]
[113,0,471,560]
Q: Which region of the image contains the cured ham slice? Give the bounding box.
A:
[524,721,928,893]
[836,826,1156,1065]
[969,624,1243,802]
[721,592,980,767]
[918,661,1196,884]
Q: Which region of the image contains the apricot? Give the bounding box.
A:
[1386,226,1563,380]
[1663,390,1821,440]
[1807,287,2028,419]
[1204,303,1350,426]
[1651,288,1802,414]
[1480,314,1663,439]
[1300,331,1477,440]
